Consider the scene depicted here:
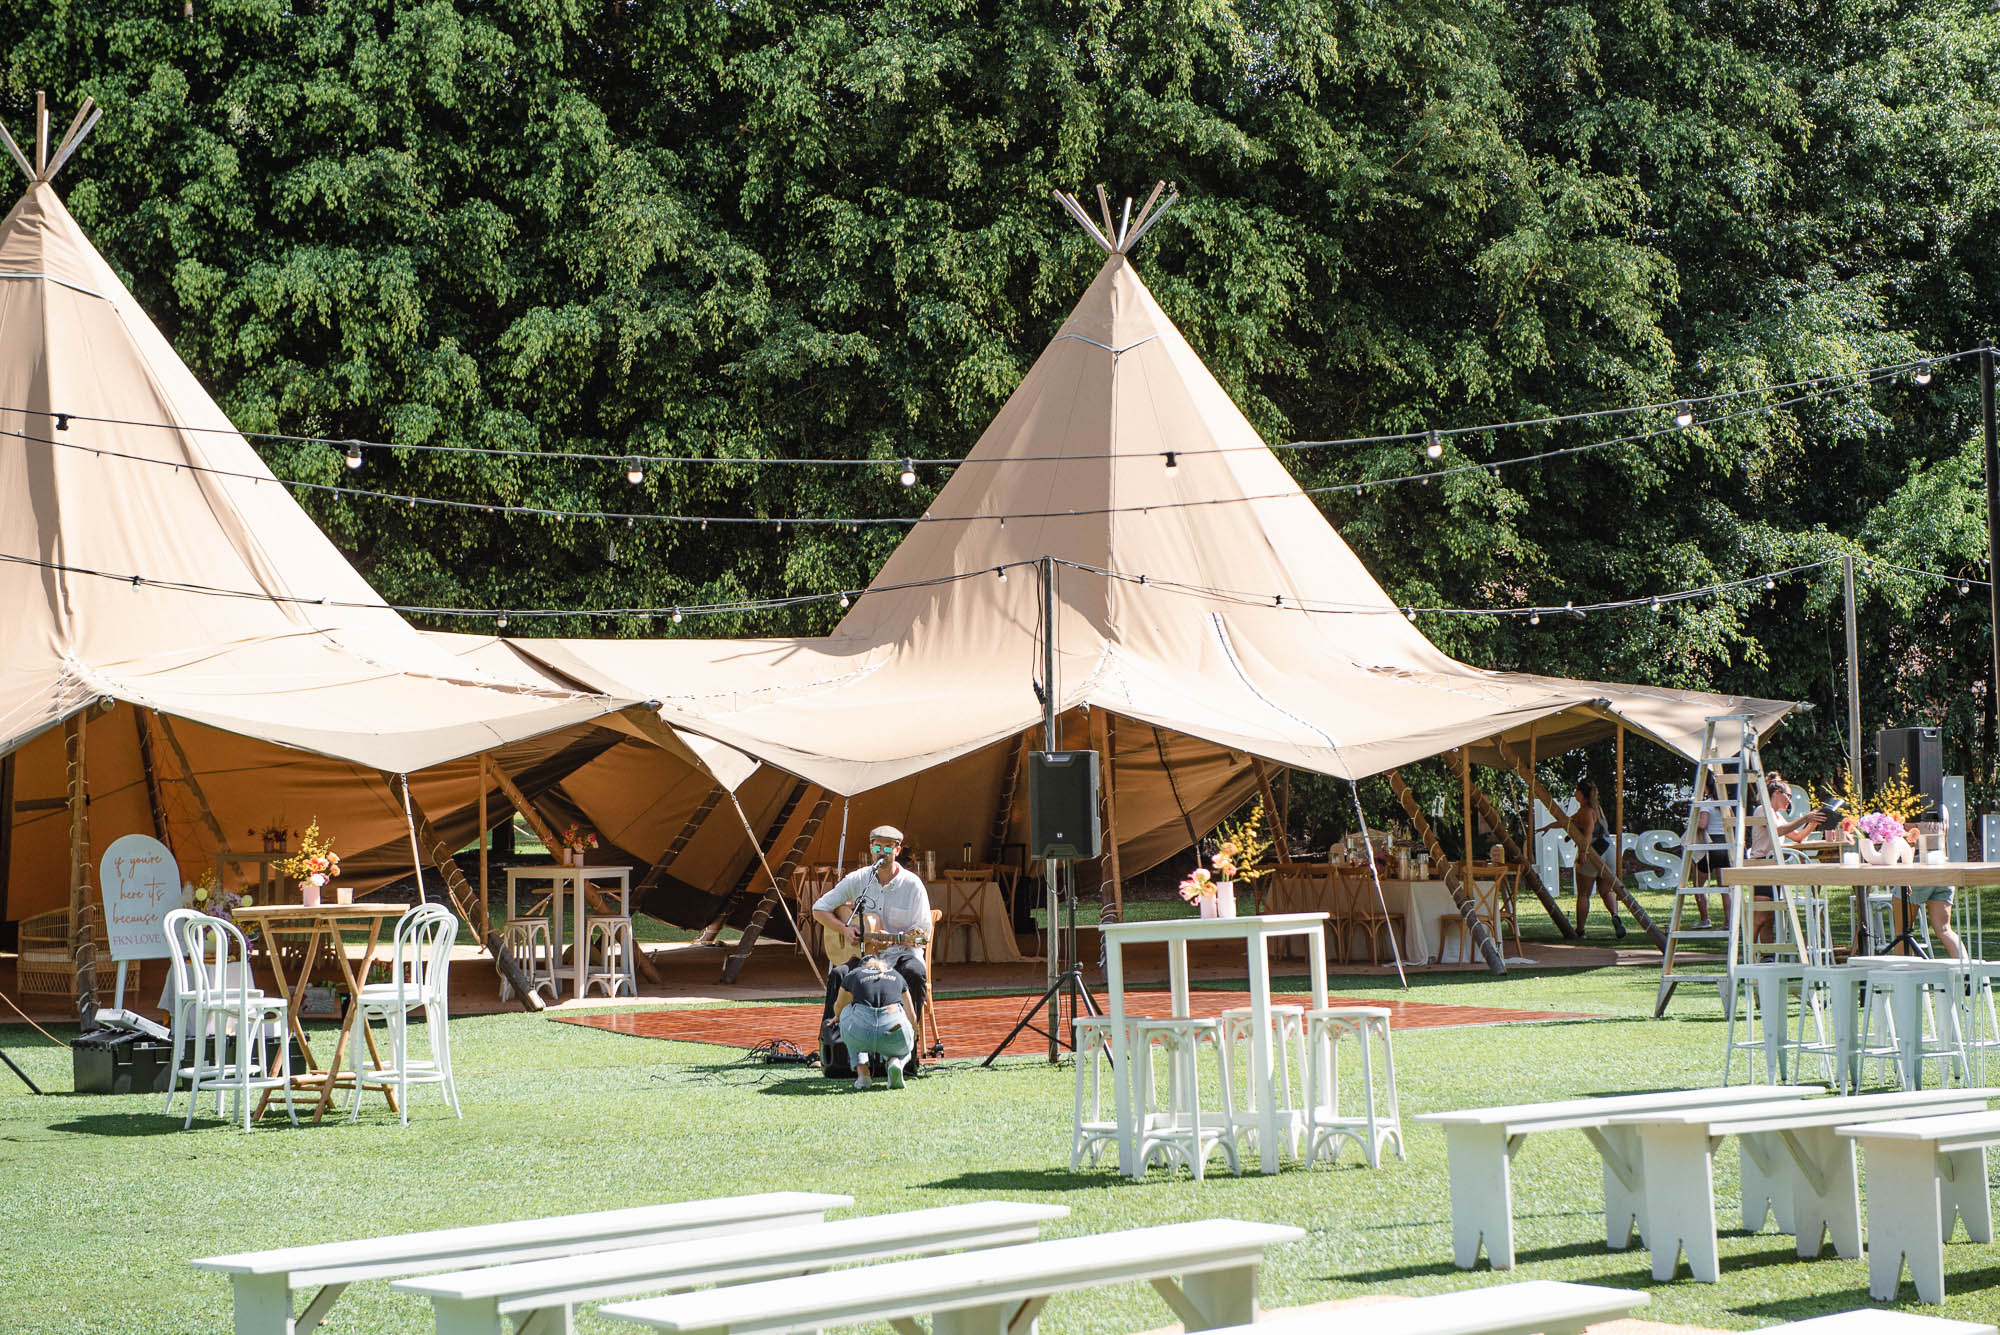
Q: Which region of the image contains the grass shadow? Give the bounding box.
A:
[920,1167,1147,1192]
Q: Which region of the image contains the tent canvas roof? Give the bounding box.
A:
[510,246,1795,797]
[0,178,640,773]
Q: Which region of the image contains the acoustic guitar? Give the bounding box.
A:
[823,908,930,968]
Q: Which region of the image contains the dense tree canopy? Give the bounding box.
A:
[4,0,1998,827]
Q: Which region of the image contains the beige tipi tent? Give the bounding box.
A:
[498,188,1797,960]
[0,99,719,1009]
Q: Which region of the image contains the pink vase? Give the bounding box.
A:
[300,881,321,908]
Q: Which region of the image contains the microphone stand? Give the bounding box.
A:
[981,859,1102,1066]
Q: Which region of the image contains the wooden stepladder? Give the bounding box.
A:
[1654,715,1800,1016]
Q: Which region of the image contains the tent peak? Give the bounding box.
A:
[0,92,101,189]
[1051,181,1178,256]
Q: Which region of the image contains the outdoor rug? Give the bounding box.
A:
[554,989,1594,1056]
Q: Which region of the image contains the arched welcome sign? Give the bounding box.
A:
[98,833,181,961]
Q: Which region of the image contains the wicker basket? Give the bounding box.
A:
[16,908,117,1003]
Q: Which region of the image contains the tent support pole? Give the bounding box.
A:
[1250,757,1293,863]
[386,773,544,1012]
[477,755,489,931]
[1454,752,1577,937]
[0,753,13,944]
[1615,724,1626,858]
[154,713,228,855]
[703,779,806,942]
[720,791,826,988]
[1460,749,1475,890]
[134,709,173,854]
[65,711,100,1020]
[1496,739,1666,949]
[1154,728,1201,852]
[1091,710,1124,919]
[988,733,1030,864]
[1386,767,1504,974]
[635,784,725,905]
[489,757,658,981]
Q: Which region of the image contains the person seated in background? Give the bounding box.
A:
[823,953,913,1089]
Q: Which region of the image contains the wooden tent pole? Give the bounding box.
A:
[134,709,173,853]
[154,714,228,853]
[1280,768,1291,836]
[1385,767,1504,973]
[988,733,1030,863]
[1092,711,1124,918]
[65,711,100,1019]
[635,784,726,905]
[1460,750,1476,883]
[477,755,489,930]
[1250,756,1293,863]
[1615,723,1626,858]
[1495,739,1666,949]
[0,753,13,938]
[721,790,826,988]
[1453,751,1577,937]
[385,773,544,1011]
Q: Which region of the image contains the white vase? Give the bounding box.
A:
[1856,836,1885,866]
[1216,881,1237,918]
[1198,895,1220,919]
[299,881,320,908]
[1886,835,1914,866]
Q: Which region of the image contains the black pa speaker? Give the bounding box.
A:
[1877,726,1943,820]
[1028,750,1102,859]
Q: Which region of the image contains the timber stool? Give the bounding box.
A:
[582,915,638,998]
[1131,1016,1240,1180]
[1070,1015,1124,1169]
[498,917,559,1003]
[1219,1004,1307,1161]
[1957,960,2000,1084]
[1302,1006,1403,1168]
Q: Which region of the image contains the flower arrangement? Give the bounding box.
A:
[1856,810,1907,844]
[249,818,293,852]
[186,869,247,919]
[1177,867,1220,903]
[556,824,599,855]
[1210,801,1274,884]
[1810,766,1926,862]
[277,819,341,897]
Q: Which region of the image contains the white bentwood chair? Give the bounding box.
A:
[347,903,461,1123]
[163,908,297,1131]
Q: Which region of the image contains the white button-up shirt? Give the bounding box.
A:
[815,865,932,936]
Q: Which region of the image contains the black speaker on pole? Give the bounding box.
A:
[1877,726,1943,819]
[1028,750,1101,859]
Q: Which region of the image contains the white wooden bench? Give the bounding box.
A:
[394,1201,1069,1335]
[1413,1085,1825,1268]
[1206,1279,1646,1335]
[1758,1313,1994,1334]
[191,1190,850,1335]
[1838,1109,2000,1303]
[1605,1088,1996,1282]
[597,1218,1304,1335]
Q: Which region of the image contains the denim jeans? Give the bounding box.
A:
[839,1002,913,1063]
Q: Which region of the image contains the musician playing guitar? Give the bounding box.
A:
[812,824,932,1074]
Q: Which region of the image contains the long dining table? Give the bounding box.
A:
[1099,912,1330,1176]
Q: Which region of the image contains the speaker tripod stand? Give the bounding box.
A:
[982,860,1103,1066]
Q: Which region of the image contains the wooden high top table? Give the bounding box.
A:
[232,902,405,1122]
[1719,861,2000,955]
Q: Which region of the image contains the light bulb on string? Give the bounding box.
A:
[54,412,70,431]
[1403,607,1416,621]
[344,440,362,470]
[899,459,917,487]
[1650,597,1662,611]
[1425,430,1443,460]
[838,592,850,608]
[1163,451,1178,473]
[496,614,509,629]
[1915,363,1934,386]
[1529,612,1541,625]
[1764,576,1776,591]
[1673,402,1695,429]
[996,566,1008,583]
[625,458,644,485]
[1566,600,1583,619]
[1960,581,1971,595]
[672,608,683,624]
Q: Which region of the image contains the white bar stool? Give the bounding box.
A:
[497,917,558,1003]
[1070,1014,1123,1169]
[1302,1005,1403,1168]
[1791,964,1899,1093]
[1866,961,1970,1089]
[582,915,638,997]
[1959,960,2000,1084]
[1724,963,1806,1084]
[1219,1004,1307,1161]
[1130,1016,1240,1180]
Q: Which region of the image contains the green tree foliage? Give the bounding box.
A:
[3,0,1997,832]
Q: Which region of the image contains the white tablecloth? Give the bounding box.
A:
[935,880,1034,964]
[1264,873,1465,964]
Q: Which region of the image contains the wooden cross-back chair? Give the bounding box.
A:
[1338,864,1406,967]
[936,869,989,962]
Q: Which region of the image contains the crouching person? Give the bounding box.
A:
[826,954,913,1089]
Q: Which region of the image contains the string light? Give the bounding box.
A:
[1764,576,1777,590]
[672,607,683,623]
[495,614,508,629]
[54,413,70,431]
[1529,612,1541,625]
[1915,363,1934,386]
[1673,402,1695,428]
[899,459,917,487]
[1403,607,1415,620]
[344,440,362,470]
[996,566,1008,583]
[1961,581,1971,595]
[1649,597,1661,611]
[625,459,644,485]
[838,592,850,608]
[1425,431,1442,460]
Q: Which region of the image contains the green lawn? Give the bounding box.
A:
[1,961,1993,1333]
